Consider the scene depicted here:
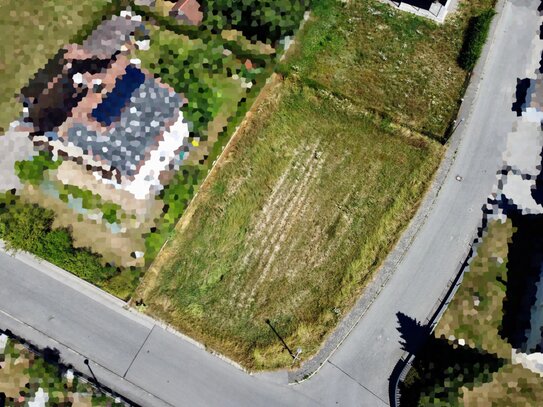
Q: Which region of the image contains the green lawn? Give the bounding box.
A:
[138,78,442,369]
[281,0,496,139]
[0,0,120,133]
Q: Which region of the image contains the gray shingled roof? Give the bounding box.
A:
[65,75,183,178]
[80,15,143,59]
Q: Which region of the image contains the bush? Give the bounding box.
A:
[200,0,307,44]
[458,9,496,71]
[15,152,61,185]
[0,199,121,286]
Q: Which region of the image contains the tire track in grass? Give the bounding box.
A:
[237,141,324,308]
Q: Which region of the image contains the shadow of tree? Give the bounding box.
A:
[499,211,543,352]
[511,78,531,116]
[396,313,504,406]
[397,311,432,355]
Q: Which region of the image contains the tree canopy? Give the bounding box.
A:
[200,0,307,44]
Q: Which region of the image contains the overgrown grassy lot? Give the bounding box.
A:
[0,0,119,133]
[138,78,442,369]
[401,220,543,405]
[280,0,496,139]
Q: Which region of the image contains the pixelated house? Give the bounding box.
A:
[21,12,190,200]
[168,0,203,25]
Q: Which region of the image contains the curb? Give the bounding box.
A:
[288,0,509,386]
[387,0,510,404]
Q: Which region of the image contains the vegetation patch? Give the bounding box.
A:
[280,0,497,139]
[199,0,307,44]
[137,78,442,369]
[0,192,137,300]
[458,9,496,71]
[0,332,121,405]
[15,152,61,185]
[400,220,543,405]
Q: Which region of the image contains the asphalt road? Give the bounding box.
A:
[0,0,540,406]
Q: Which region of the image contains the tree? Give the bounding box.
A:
[200,0,307,44]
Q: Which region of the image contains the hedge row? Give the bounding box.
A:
[458,9,496,71]
[0,193,137,300]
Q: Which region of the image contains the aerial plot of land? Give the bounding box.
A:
[7,1,543,404]
[137,0,498,369]
[0,0,503,372]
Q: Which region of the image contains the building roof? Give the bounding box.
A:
[75,14,144,59]
[170,0,203,26]
[62,66,183,179]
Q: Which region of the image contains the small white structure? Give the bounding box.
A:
[381,0,458,23]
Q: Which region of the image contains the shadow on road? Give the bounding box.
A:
[390,313,504,406]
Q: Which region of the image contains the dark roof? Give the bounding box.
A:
[21,50,66,101]
[64,69,183,178]
[23,57,114,135]
[25,75,87,135]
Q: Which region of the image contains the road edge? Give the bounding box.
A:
[287,0,508,385]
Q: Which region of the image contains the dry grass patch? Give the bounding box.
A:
[138,78,442,369]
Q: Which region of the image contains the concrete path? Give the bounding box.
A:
[0,123,36,192]
[0,0,540,406]
[296,0,542,404]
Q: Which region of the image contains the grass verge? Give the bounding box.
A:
[458,9,497,71]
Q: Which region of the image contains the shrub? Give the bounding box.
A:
[0,202,53,252]
[200,0,307,44]
[15,152,61,185]
[458,9,496,71]
[0,199,120,286]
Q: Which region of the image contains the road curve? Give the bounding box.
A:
[294,0,543,405]
[0,0,540,406]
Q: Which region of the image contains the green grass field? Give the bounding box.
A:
[138,77,442,369]
[281,0,496,139]
[0,0,119,133]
